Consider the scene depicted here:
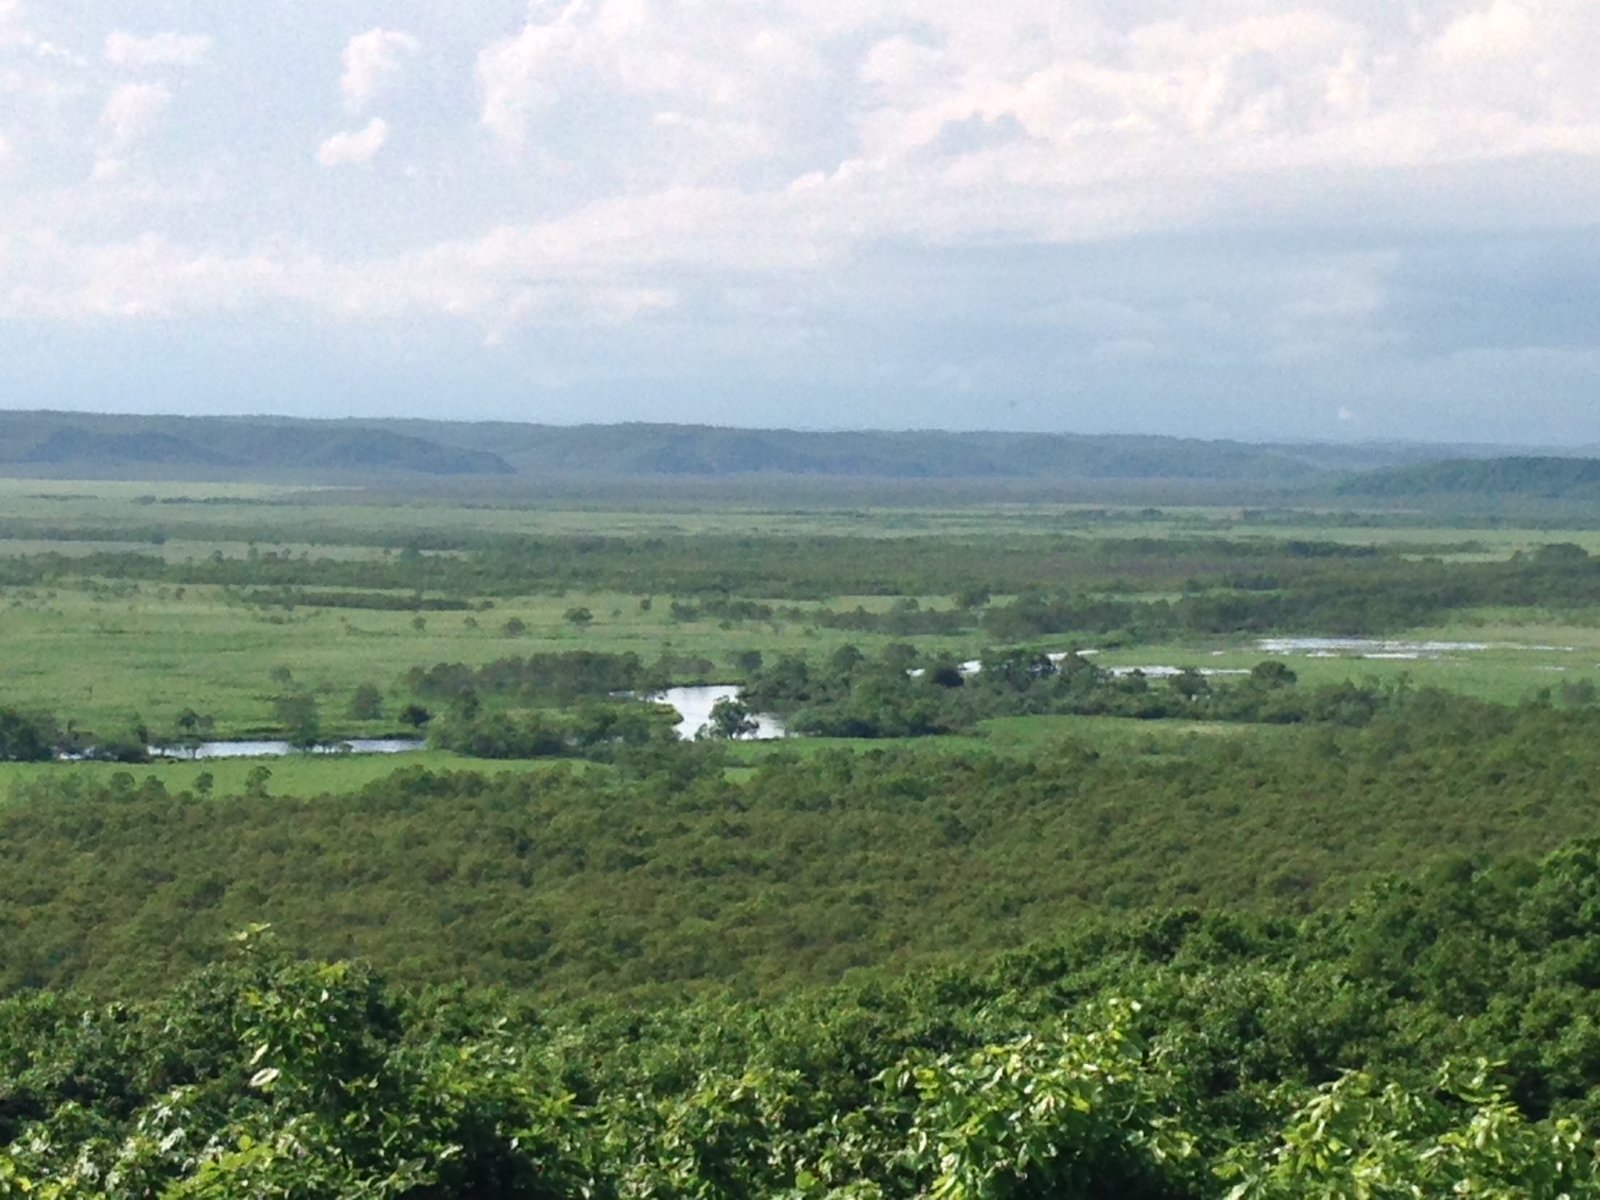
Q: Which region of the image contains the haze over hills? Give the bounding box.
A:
[0,410,1596,492]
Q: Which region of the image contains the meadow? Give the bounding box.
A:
[3,477,1600,742]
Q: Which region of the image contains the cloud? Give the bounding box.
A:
[0,0,84,64]
[100,82,170,145]
[475,0,824,161]
[1436,2,1534,66]
[340,29,419,112]
[316,117,389,166]
[0,0,23,48]
[104,31,212,68]
[93,82,171,179]
[476,4,586,145]
[4,0,1600,443]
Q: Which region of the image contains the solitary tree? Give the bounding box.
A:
[701,696,759,740]
[244,764,272,798]
[274,693,322,750]
[347,683,383,721]
[174,708,216,757]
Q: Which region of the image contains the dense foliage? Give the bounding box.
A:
[6,691,1600,1002]
[406,652,669,705]
[427,700,679,760]
[10,840,1600,1195]
[742,646,1414,737]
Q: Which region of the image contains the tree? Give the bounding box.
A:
[0,707,59,762]
[700,696,759,740]
[564,606,594,627]
[1250,660,1298,689]
[1169,668,1210,701]
[174,708,215,757]
[275,693,322,750]
[829,644,865,675]
[399,704,432,730]
[348,683,384,721]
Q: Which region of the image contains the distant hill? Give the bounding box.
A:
[0,413,514,479]
[1337,456,1600,501]
[364,422,1332,482]
[0,409,1588,488]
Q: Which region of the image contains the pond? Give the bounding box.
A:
[1255,636,1574,659]
[150,738,426,760]
[648,685,788,740]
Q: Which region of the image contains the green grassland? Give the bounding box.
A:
[0,749,585,801]
[9,475,1600,554]
[9,576,1600,741]
[0,581,994,738]
[3,475,1600,740]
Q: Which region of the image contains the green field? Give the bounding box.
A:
[2,478,1600,740]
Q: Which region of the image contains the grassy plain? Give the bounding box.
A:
[0,749,573,801]
[7,476,1600,551]
[2,475,1600,745]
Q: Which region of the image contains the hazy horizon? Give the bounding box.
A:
[4,404,1597,454]
[3,2,1598,444]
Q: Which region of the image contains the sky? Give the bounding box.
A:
[1,0,1598,443]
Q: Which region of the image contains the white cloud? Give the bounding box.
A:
[7,0,1600,368]
[100,82,170,146]
[104,31,212,68]
[0,0,84,64]
[340,29,419,112]
[93,82,171,179]
[316,117,389,167]
[1436,2,1534,65]
[477,4,586,144]
[0,0,24,48]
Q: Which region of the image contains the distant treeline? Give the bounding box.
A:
[5,536,1600,648]
[741,648,1419,738]
[1339,455,1600,500]
[0,534,1388,600]
[405,651,667,704]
